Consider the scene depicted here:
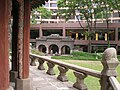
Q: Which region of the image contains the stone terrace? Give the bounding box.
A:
[30,65,77,90]
[10,63,77,90]
[30,66,77,90]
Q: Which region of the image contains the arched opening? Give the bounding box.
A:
[49,44,59,54]
[61,45,70,54]
[38,45,46,53]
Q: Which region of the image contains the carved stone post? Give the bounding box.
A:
[73,71,88,90]
[46,62,55,75]
[57,66,68,82]
[30,56,36,66]
[38,59,45,70]
[100,48,119,90]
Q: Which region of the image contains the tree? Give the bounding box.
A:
[31,6,53,24]
[57,0,120,52]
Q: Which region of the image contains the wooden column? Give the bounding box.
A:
[0,0,9,90]
[17,0,24,79]
[22,0,31,79]
[15,0,31,90]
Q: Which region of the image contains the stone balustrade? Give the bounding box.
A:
[30,48,120,90]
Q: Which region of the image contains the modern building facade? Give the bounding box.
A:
[30,0,120,54]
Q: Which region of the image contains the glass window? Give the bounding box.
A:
[50,3,57,7]
[44,3,49,7]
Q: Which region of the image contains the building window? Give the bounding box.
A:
[50,3,57,7]
[44,3,49,7]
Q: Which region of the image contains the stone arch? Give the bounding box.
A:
[49,44,59,54]
[38,44,47,53]
[61,45,71,54]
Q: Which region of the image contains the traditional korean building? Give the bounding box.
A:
[0,0,47,90]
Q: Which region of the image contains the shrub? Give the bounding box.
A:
[31,49,45,56]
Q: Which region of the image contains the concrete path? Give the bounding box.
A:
[30,65,77,90]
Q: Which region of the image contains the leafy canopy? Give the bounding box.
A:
[57,0,120,22]
[31,6,53,24]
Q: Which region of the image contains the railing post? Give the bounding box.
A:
[46,62,55,75]
[73,71,88,90]
[100,48,119,90]
[30,56,36,66]
[57,66,68,82]
[38,59,45,70]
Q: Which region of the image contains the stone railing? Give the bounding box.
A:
[30,48,120,90]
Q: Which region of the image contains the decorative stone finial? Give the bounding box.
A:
[101,47,119,76]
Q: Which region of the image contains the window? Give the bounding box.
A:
[50,3,57,7]
[44,3,49,7]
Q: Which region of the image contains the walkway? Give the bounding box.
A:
[30,65,77,90]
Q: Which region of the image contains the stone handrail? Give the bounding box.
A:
[30,53,101,78]
[30,48,120,90]
[109,76,120,90]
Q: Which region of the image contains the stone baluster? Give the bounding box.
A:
[38,59,45,70]
[73,71,88,90]
[100,48,119,90]
[30,56,36,66]
[46,62,55,75]
[57,66,68,82]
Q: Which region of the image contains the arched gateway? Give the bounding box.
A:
[36,34,74,55]
[61,45,71,54]
[49,44,59,54]
[38,44,46,53]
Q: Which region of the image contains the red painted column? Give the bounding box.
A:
[15,1,31,90]
[0,0,9,90]
[22,0,31,79]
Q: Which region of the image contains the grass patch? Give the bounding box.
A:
[52,51,102,61]
[31,49,45,56]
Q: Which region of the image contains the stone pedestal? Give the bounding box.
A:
[15,78,32,90]
[10,71,18,82]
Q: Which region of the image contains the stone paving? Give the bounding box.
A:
[30,65,77,90]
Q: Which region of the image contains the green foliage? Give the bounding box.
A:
[31,6,53,24]
[57,0,120,26]
[31,49,45,56]
[117,55,120,61]
[52,51,102,60]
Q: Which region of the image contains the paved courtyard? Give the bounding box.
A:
[30,65,77,90]
[10,59,77,90]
